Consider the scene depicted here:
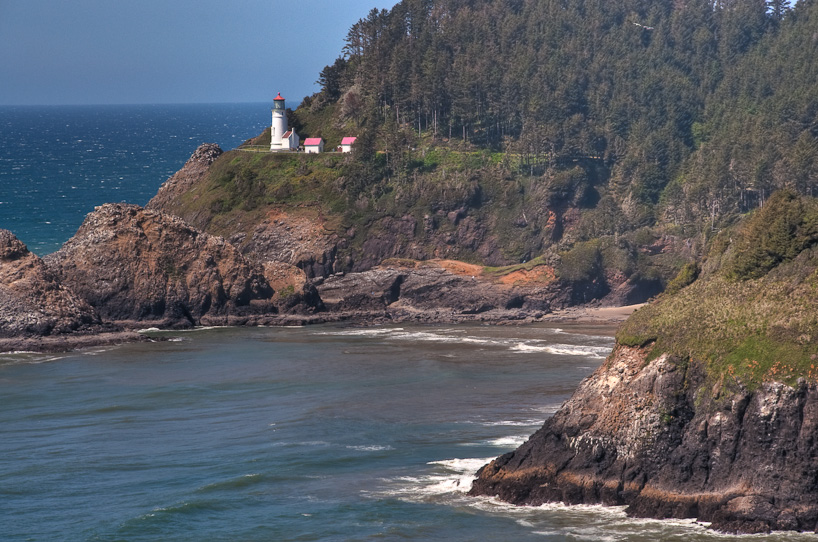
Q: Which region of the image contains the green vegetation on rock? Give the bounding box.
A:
[618,192,818,388]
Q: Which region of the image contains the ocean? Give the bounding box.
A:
[0,103,270,255]
[0,105,810,541]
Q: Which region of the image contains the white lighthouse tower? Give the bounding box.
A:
[269,93,299,151]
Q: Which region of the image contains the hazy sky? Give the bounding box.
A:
[0,0,396,106]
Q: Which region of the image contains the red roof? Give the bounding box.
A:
[341,137,357,145]
[304,138,323,146]
[282,130,292,138]
[274,93,285,101]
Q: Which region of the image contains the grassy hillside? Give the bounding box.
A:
[618,191,818,388]
[161,0,818,307]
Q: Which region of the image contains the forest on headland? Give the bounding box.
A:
[302,0,814,232]
[154,0,818,308]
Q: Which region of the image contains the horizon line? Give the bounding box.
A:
[0,100,293,108]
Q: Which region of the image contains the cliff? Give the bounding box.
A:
[146,142,223,214]
[44,203,317,328]
[146,144,687,305]
[0,229,145,352]
[0,229,101,337]
[470,192,818,533]
[471,345,818,533]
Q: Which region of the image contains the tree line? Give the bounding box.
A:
[311,0,816,233]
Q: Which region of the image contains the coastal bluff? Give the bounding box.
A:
[472,193,818,534]
[44,203,312,329]
[470,343,818,533]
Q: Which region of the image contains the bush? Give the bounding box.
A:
[665,261,699,295]
[725,191,818,280]
[558,241,603,283]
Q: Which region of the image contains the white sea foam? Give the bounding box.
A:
[511,343,611,358]
[482,419,543,427]
[466,495,804,540]
[485,435,529,447]
[0,353,66,365]
[530,403,563,415]
[370,456,494,502]
[321,327,614,357]
[347,444,394,452]
[317,328,403,337]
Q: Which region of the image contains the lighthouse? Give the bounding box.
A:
[269,93,299,151]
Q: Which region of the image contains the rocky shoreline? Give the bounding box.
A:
[1,150,642,353]
[0,214,604,354]
[470,343,818,534]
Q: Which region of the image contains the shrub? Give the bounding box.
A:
[558,241,603,283]
[725,190,818,280]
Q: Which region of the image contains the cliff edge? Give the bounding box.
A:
[45,203,279,328]
[0,229,101,337]
[471,344,818,533]
[471,192,818,533]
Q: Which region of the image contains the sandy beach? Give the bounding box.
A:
[543,303,645,324]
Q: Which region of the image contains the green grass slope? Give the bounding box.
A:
[618,191,818,389]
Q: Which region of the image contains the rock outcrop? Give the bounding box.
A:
[316,260,559,322]
[470,344,818,533]
[236,209,341,278]
[146,143,223,214]
[45,203,279,328]
[0,229,102,338]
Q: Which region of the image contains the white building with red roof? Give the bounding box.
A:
[303,137,324,154]
[270,93,299,151]
[340,136,357,153]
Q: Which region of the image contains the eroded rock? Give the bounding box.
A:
[0,229,101,338]
[45,203,276,328]
[470,345,818,533]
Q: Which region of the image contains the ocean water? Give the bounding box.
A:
[5,323,810,542]
[1,106,813,541]
[0,103,270,255]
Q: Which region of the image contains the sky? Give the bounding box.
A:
[0,0,397,106]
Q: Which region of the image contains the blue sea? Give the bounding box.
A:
[0,103,270,255]
[0,105,810,541]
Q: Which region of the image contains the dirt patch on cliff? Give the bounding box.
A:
[498,265,557,286]
[434,259,484,277]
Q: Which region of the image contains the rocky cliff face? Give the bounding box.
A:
[146,143,223,215]
[315,259,562,322]
[144,144,686,307]
[0,229,101,337]
[471,344,818,533]
[45,203,279,328]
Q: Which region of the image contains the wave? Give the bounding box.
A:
[316,328,404,337]
[319,326,613,357]
[481,419,544,427]
[346,444,395,452]
[485,435,529,447]
[370,457,494,503]
[0,354,68,368]
[196,473,264,494]
[511,343,611,358]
